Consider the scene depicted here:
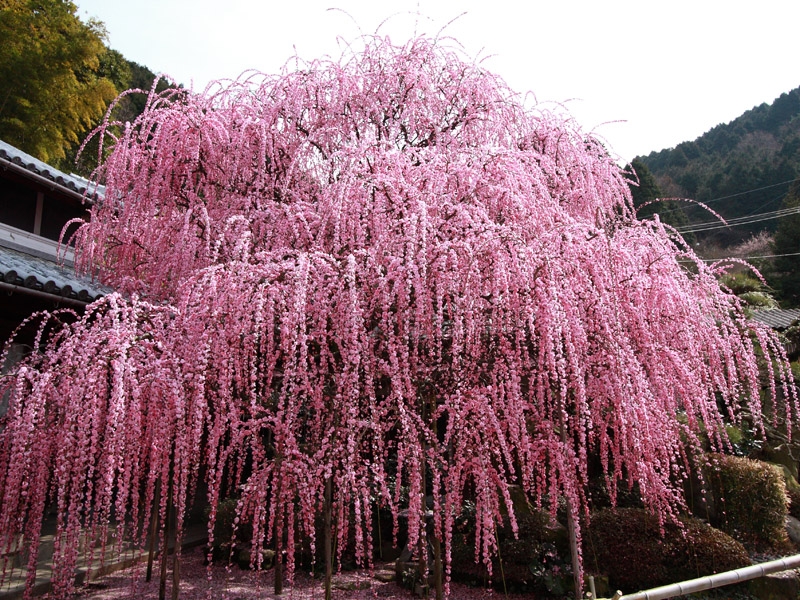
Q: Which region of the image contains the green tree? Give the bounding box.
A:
[61,56,179,176]
[57,48,132,174]
[772,179,800,306]
[0,0,118,163]
[638,87,800,247]
[627,158,694,245]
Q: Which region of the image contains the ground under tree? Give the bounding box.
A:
[0,35,796,600]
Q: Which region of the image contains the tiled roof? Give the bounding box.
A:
[751,308,800,330]
[0,139,104,199]
[0,244,109,304]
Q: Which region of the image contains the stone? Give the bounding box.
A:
[748,570,800,600]
[786,515,800,545]
[373,566,396,583]
[236,546,275,570]
[332,578,371,591]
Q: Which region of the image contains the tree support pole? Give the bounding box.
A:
[432,533,443,600]
[158,477,173,600]
[324,476,333,600]
[561,426,583,600]
[146,479,160,582]
[274,511,284,595]
[171,524,181,600]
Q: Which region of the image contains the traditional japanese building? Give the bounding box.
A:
[0,139,108,357]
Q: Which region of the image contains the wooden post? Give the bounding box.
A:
[560,425,582,600]
[274,509,284,595]
[432,532,443,600]
[171,529,181,600]
[324,476,333,600]
[146,479,160,582]
[158,477,172,600]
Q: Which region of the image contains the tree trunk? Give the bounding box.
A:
[171,532,181,600]
[432,533,443,600]
[274,509,284,595]
[417,449,428,597]
[273,447,285,596]
[146,479,160,582]
[560,426,582,600]
[565,496,582,600]
[324,476,333,600]
[158,478,172,600]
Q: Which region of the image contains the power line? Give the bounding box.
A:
[693,179,796,206]
[659,179,796,209]
[740,251,800,260]
[675,204,800,234]
[681,251,800,263]
[650,178,796,219]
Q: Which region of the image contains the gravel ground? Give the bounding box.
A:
[61,547,526,599]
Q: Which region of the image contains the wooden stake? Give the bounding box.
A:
[324,476,333,600]
[146,479,160,582]
[158,477,172,600]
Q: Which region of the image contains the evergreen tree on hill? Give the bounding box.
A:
[772,179,800,306]
[627,158,694,245]
[638,87,800,247]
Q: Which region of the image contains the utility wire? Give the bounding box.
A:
[685,204,800,227]
[649,178,796,219]
[680,251,800,263]
[695,179,797,206]
[738,251,800,260]
[676,204,800,234]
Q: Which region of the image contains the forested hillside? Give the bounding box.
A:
[0,0,171,176]
[638,87,800,246]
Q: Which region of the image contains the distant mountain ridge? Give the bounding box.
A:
[637,86,800,246]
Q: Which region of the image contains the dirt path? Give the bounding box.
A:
[66,547,521,599]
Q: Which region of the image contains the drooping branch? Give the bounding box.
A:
[0,35,796,600]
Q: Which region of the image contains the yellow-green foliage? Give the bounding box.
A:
[705,453,790,551]
[584,508,751,592]
[719,273,764,296]
[738,291,779,309]
[0,0,119,162]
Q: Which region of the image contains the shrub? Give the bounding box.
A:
[204,497,247,562]
[703,453,790,551]
[449,504,570,595]
[584,508,751,592]
[719,273,763,296]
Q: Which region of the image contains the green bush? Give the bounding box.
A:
[719,273,763,296]
[703,454,790,551]
[449,504,570,595]
[584,508,751,592]
[204,497,247,562]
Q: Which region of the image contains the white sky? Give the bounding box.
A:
[75,0,799,163]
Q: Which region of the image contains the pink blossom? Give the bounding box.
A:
[0,36,795,599]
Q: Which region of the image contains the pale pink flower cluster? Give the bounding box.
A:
[0,36,795,599]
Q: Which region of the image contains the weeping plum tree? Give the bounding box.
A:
[0,36,797,599]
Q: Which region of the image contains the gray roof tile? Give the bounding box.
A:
[0,245,110,303]
[751,308,800,330]
[0,139,104,199]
